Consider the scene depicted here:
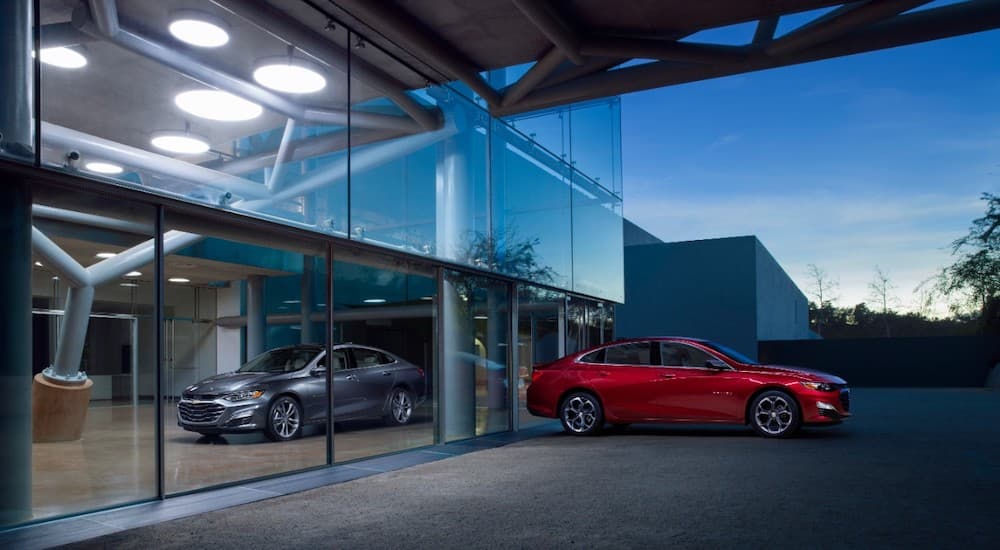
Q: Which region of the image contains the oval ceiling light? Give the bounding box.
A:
[253,56,326,94]
[125,271,142,277]
[151,131,210,155]
[84,161,124,175]
[169,11,230,48]
[362,298,386,304]
[96,252,117,259]
[168,277,191,283]
[175,90,263,122]
[39,47,87,69]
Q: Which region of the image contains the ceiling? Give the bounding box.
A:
[315,0,1000,116]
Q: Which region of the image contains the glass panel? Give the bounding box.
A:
[37,1,351,234]
[517,285,565,429]
[332,252,435,462]
[569,101,621,194]
[566,296,588,354]
[572,174,625,302]
[349,34,489,266]
[443,270,510,441]
[0,0,34,163]
[163,212,327,494]
[28,186,156,521]
[492,119,573,289]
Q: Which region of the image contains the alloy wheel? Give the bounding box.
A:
[391,390,413,424]
[563,395,599,434]
[754,395,794,435]
[271,399,300,439]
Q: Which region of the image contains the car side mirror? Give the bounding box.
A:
[310,366,327,377]
[705,359,728,370]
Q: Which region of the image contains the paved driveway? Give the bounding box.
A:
[65,389,1000,549]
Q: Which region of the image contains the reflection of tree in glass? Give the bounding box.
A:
[935,193,1000,332]
[458,226,558,285]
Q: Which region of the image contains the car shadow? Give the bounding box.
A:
[547,423,853,439]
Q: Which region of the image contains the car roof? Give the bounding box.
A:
[573,336,711,356]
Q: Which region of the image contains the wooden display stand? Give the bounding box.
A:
[32,373,92,442]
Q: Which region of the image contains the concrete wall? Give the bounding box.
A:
[754,240,811,341]
[759,336,1000,387]
[615,237,759,359]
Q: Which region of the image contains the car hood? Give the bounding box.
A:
[746,364,847,385]
[185,371,285,394]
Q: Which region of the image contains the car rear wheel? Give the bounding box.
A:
[560,392,603,436]
[750,390,801,438]
[265,396,302,442]
[385,388,414,426]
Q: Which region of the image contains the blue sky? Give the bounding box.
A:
[621,19,1000,315]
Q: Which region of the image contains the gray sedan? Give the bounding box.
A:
[178,344,426,441]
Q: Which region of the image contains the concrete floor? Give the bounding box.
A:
[47,388,1000,548]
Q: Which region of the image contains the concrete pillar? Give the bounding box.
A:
[435,108,473,262]
[0,0,33,159]
[246,275,266,358]
[442,276,474,440]
[0,178,32,525]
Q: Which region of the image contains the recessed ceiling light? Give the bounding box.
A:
[168,11,230,48]
[40,47,87,69]
[283,300,301,304]
[363,298,386,304]
[35,261,43,267]
[420,296,434,301]
[474,315,488,320]
[84,161,124,175]
[52,276,60,280]
[125,271,142,277]
[120,282,139,288]
[175,90,262,122]
[253,56,326,94]
[168,277,191,283]
[96,252,117,259]
[151,131,210,154]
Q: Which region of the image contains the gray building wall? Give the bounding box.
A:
[615,233,809,360]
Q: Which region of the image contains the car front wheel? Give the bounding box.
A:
[750,390,801,438]
[560,392,603,436]
[385,388,414,426]
[265,396,302,442]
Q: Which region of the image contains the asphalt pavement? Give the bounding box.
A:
[61,388,1000,549]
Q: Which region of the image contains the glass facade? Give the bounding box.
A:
[0,0,623,528]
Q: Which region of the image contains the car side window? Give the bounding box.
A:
[377,352,396,365]
[604,342,652,365]
[352,348,384,369]
[328,350,347,371]
[579,349,605,364]
[660,343,715,368]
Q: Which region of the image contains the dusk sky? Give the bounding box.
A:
[620,6,1000,315]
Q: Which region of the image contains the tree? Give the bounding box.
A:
[805,264,839,335]
[935,193,1000,332]
[867,265,898,337]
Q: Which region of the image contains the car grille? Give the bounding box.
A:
[839,389,851,412]
[178,401,225,424]
[182,391,223,400]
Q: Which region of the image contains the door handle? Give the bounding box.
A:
[381,371,391,376]
[346,374,359,381]
[598,371,610,377]
[660,373,675,379]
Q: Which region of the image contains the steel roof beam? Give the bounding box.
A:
[512,0,586,65]
[753,16,780,45]
[766,0,932,56]
[502,47,567,107]
[497,0,1000,116]
[331,0,501,107]
[581,37,751,65]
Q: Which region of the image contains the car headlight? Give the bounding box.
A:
[222,389,264,401]
[801,381,836,392]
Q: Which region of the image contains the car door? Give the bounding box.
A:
[587,342,669,421]
[654,342,745,422]
[348,347,398,417]
[332,348,369,419]
[301,351,332,423]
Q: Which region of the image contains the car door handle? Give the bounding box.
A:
[660,373,675,379]
[346,374,359,381]
[381,371,391,376]
[598,371,610,377]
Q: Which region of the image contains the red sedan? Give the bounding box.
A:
[526,337,850,438]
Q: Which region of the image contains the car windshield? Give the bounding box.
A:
[237,348,320,373]
[702,342,758,365]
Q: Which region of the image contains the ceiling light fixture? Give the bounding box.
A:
[253,48,326,94]
[35,261,43,267]
[175,90,262,122]
[120,282,139,288]
[168,277,191,283]
[84,161,124,175]
[473,315,488,320]
[168,11,230,48]
[363,298,386,304]
[39,47,87,69]
[96,252,117,259]
[125,271,142,277]
[151,130,210,155]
